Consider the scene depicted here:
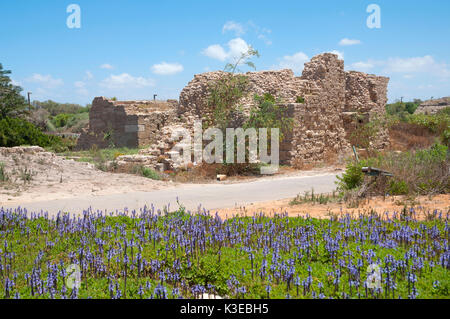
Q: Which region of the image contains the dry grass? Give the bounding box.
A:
[389,122,439,151]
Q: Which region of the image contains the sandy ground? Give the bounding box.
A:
[2,147,449,220]
[0,146,175,205]
[0,146,339,208]
[214,194,450,220]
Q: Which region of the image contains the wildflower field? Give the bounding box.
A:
[0,206,448,299]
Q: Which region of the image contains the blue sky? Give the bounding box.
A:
[1,0,449,105]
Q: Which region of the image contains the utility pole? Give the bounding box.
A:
[27,92,32,111]
[153,94,157,101]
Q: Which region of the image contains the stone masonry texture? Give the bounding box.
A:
[77,53,389,170]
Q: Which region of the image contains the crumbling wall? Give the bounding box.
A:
[415,97,450,114]
[178,69,319,125]
[288,53,350,167]
[178,53,371,167]
[343,71,390,149]
[76,97,178,150]
[78,53,390,171]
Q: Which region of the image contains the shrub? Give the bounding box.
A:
[0,117,73,152]
[388,180,409,195]
[407,113,449,134]
[32,100,89,116]
[336,158,374,191]
[133,165,161,180]
[51,113,75,128]
[442,127,450,147]
[246,93,293,141]
[337,144,449,196]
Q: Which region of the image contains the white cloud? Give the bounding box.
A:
[348,55,450,78]
[383,56,449,77]
[26,74,63,88]
[222,21,245,36]
[74,81,88,95]
[99,73,155,89]
[74,81,85,88]
[202,38,251,62]
[202,44,228,61]
[248,21,272,46]
[329,50,344,60]
[100,63,114,70]
[339,38,361,46]
[151,62,184,75]
[277,52,309,73]
[348,61,375,72]
[257,34,272,46]
[85,71,93,80]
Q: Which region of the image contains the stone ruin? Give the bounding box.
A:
[415,97,450,115]
[76,53,389,172]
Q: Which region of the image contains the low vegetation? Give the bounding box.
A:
[0,117,74,152]
[0,208,447,299]
[290,189,338,206]
[337,144,449,197]
[61,146,141,171]
[132,165,161,180]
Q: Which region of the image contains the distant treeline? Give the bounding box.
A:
[32,100,91,116]
[385,99,422,116]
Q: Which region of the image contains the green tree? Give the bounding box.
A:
[205,47,260,130]
[0,63,27,119]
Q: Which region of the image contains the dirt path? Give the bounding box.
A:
[1,172,339,217]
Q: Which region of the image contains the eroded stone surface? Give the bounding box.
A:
[415,97,450,115]
[76,53,389,171]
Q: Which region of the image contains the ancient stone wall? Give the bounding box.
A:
[178,53,389,167]
[76,97,177,150]
[415,97,450,114]
[343,72,390,149]
[77,53,390,171]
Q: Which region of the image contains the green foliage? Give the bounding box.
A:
[133,165,161,180]
[348,114,385,150]
[388,180,409,195]
[205,47,259,130]
[336,159,372,191]
[407,113,449,134]
[290,189,338,205]
[442,127,450,147]
[32,100,89,116]
[0,117,58,147]
[1,212,448,299]
[205,73,249,130]
[245,93,293,141]
[51,113,75,128]
[0,117,74,152]
[337,144,449,196]
[0,63,27,119]
[386,100,420,116]
[437,106,450,116]
[296,96,305,103]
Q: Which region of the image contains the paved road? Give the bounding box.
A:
[1,173,338,216]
